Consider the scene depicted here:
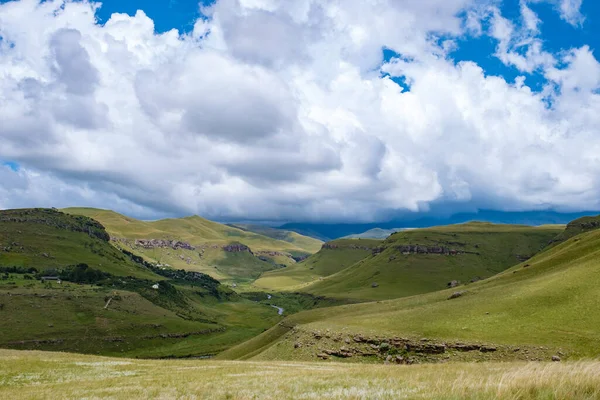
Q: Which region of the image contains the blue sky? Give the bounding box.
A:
[91,0,600,89]
[2,161,19,171]
[0,0,599,223]
[94,0,211,32]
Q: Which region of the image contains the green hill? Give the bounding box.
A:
[549,215,600,245]
[227,223,322,253]
[0,208,286,357]
[300,222,562,301]
[0,208,155,279]
[63,208,319,283]
[253,238,382,291]
[220,219,600,363]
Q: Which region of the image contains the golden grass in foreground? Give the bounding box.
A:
[1,350,600,399]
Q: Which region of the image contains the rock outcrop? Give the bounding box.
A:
[321,244,375,251]
[222,243,253,254]
[133,239,195,250]
[395,245,472,255]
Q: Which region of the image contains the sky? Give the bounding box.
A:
[0,0,599,223]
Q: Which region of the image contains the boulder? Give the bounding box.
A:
[448,291,466,300]
[447,280,459,288]
[552,355,561,362]
[371,282,379,288]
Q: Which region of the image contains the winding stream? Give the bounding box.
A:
[270,305,284,315]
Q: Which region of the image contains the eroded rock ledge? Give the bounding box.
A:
[285,326,565,364]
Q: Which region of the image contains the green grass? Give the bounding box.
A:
[2,350,600,399]
[0,209,156,279]
[253,239,382,291]
[0,209,288,357]
[214,251,280,283]
[64,208,320,283]
[0,274,282,358]
[64,208,320,253]
[550,215,600,245]
[300,223,563,301]
[228,223,323,253]
[222,222,600,362]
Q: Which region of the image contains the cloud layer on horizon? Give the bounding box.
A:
[0,0,599,222]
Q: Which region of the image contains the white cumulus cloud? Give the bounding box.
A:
[0,0,598,222]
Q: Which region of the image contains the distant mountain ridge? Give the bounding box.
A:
[279,210,597,240]
[343,228,408,239]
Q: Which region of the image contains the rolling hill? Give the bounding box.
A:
[220,217,600,363]
[63,208,321,284]
[253,239,383,291]
[300,222,563,301]
[227,223,322,253]
[0,208,155,279]
[0,208,286,357]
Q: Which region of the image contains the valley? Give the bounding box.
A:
[221,216,600,363]
[2,207,600,398]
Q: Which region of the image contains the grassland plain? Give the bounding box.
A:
[220,219,600,363]
[253,239,383,291]
[300,222,563,301]
[2,350,600,399]
[64,208,321,283]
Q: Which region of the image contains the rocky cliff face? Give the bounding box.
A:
[134,239,195,250]
[222,243,253,254]
[395,245,468,255]
[255,250,286,257]
[111,238,195,251]
[322,244,374,251]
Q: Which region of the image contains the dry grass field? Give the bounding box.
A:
[2,349,600,399]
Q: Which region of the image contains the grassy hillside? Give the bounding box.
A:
[64,208,317,253]
[253,239,382,291]
[0,209,285,357]
[549,215,600,245]
[228,223,323,253]
[301,223,562,300]
[221,221,600,363]
[0,208,156,279]
[0,275,280,358]
[63,208,318,283]
[3,350,600,399]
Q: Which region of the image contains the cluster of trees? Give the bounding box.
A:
[58,263,111,284]
[0,266,38,274]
